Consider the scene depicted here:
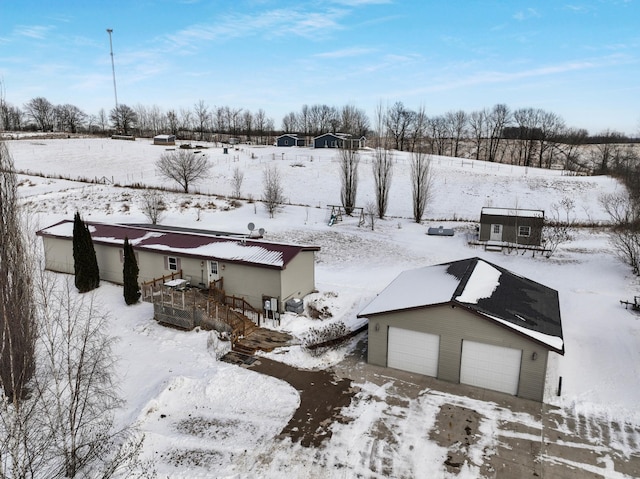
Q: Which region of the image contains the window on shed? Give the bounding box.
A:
[492,224,501,234]
[518,226,531,237]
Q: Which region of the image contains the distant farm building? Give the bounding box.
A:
[359,257,564,402]
[276,134,306,147]
[312,133,366,149]
[479,207,545,248]
[153,134,176,146]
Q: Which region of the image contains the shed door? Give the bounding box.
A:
[387,327,439,377]
[460,340,521,395]
[490,224,503,241]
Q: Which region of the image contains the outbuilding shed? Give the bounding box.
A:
[479,207,544,247]
[153,134,176,145]
[358,257,564,402]
[36,220,320,313]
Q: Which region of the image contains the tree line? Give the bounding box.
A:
[1,95,638,172]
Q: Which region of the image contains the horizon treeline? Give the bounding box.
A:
[1,96,639,174]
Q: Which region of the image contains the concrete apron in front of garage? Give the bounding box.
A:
[332,337,640,478]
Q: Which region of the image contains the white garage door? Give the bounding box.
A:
[460,340,522,395]
[387,327,440,377]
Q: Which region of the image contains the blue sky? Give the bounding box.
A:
[1,0,639,135]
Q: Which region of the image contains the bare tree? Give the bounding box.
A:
[386,101,414,151]
[194,100,210,141]
[97,109,108,134]
[133,104,148,137]
[486,103,511,162]
[372,148,393,219]
[410,150,435,223]
[54,104,86,134]
[165,110,179,136]
[339,145,360,215]
[242,110,254,142]
[156,150,211,193]
[600,191,640,274]
[0,141,37,403]
[544,196,575,257]
[468,109,487,161]
[231,166,244,199]
[24,97,55,131]
[445,110,468,158]
[537,110,565,168]
[554,127,588,173]
[372,103,393,219]
[34,278,146,478]
[407,107,427,153]
[339,104,369,138]
[281,112,298,133]
[262,165,285,218]
[140,190,165,225]
[109,104,137,135]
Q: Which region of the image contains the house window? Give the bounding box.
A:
[492,224,501,234]
[518,226,531,237]
[210,261,218,275]
[119,250,139,263]
[167,256,178,271]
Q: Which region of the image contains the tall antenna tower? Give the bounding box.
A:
[106,29,119,112]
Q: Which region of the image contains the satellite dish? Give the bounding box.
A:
[247,222,255,231]
[258,228,265,236]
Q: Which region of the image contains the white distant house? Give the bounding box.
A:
[36,220,320,314]
[153,134,176,146]
[358,257,564,402]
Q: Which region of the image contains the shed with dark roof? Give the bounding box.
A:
[36,220,320,313]
[358,257,564,402]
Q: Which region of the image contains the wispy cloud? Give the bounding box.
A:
[14,25,54,40]
[164,7,348,50]
[513,8,541,21]
[315,47,374,58]
[330,0,391,5]
[407,55,631,96]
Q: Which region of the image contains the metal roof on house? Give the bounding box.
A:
[481,207,544,218]
[36,220,320,270]
[358,257,564,353]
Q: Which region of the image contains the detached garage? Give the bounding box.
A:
[358,257,564,402]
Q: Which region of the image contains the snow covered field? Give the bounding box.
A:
[7,137,640,477]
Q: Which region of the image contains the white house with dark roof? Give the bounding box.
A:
[358,257,564,402]
[36,220,320,313]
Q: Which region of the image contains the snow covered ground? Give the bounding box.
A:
[7,137,640,477]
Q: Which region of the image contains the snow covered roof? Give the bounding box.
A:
[481,207,544,218]
[358,257,564,353]
[37,220,319,270]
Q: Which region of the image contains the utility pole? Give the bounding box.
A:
[106,29,118,113]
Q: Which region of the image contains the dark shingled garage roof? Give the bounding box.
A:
[359,257,564,354]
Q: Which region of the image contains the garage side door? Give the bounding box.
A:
[460,340,522,395]
[387,327,439,377]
